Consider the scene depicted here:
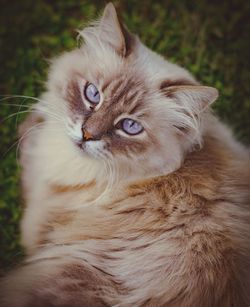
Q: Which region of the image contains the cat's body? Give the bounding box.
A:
[1,3,250,307]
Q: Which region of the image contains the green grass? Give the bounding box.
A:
[0,0,250,272]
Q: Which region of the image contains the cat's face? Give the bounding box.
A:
[43,3,218,180]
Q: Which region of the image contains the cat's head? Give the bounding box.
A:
[42,3,218,182]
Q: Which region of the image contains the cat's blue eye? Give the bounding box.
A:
[120,118,143,135]
[84,83,100,105]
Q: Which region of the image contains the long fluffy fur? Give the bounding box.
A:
[1,3,250,307]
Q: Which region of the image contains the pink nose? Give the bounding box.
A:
[83,129,93,141]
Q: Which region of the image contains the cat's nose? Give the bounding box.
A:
[82,129,94,142]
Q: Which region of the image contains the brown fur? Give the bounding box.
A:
[160,78,198,90]
[1,3,250,307]
[51,181,96,194]
[25,134,249,307]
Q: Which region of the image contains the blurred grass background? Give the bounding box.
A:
[0,0,250,273]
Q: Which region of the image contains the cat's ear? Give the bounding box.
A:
[98,3,134,57]
[162,85,218,113]
[161,84,218,135]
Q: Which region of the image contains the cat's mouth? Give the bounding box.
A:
[75,139,98,149]
[76,140,85,150]
[75,139,108,159]
[75,140,91,153]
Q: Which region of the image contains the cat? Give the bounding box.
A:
[1,2,250,307]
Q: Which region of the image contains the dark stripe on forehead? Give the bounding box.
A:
[106,75,147,111]
[110,78,124,99]
[112,78,133,104]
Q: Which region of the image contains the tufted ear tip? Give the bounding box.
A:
[193,86,219,108]
[207,86,219,104]
[102,2,117,18]
[99,2,135,57]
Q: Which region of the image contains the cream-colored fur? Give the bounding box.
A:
[1,3,250,307]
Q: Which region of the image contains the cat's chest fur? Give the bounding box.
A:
[29,136,246,263]
[18,108,250,306]
[12,126,250,305]
[26,146,250,306]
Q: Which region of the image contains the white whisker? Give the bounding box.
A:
[0,110,31,124]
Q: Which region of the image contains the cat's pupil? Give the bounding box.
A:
[121,118,143,135]
[84,83,100,104]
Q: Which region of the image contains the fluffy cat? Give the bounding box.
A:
[1,3,250,307]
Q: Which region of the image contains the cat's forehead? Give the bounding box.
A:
[102,72,148,111]
[66,68,151,120]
